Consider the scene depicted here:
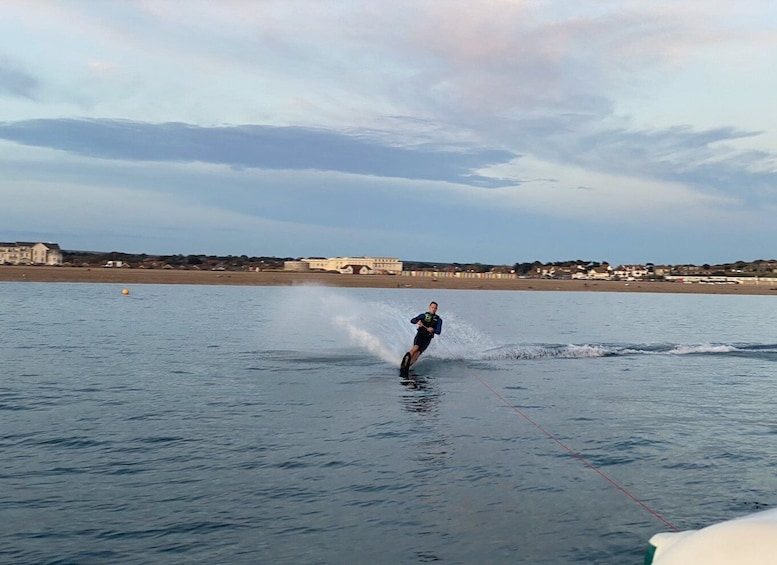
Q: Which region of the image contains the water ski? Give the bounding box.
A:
[400,352,411,376]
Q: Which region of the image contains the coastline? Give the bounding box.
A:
[3,265,777,295]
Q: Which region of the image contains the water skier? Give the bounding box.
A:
[401,301,442,373]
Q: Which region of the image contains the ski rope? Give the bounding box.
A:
[437,341,680,532]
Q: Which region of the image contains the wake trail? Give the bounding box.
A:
[483,342,777,361]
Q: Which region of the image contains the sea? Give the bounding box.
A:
[2,282,776,564]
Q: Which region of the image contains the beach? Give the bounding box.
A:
[2,265,777,295]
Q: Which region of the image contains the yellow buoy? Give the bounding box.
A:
[122,288,130,295]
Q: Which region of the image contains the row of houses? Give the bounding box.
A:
[0,242,63,266]
[533,263,649,280]
[280,258,653,281]
[282,258,643,280]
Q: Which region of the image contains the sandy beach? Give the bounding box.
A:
[2,265,777,295]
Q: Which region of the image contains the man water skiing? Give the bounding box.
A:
[401,301,442,374]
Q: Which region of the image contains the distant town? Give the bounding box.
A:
[2,241,777,284]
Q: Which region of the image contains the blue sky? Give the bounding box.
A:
[1,1,776,265]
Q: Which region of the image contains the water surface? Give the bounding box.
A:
[2,283,776,563]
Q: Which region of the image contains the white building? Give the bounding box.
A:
[587,264,613,280]
[0,242,63,265]
[293,256,403,274]
[612,265,649,280]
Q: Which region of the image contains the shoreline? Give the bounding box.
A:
[3,265,777,295]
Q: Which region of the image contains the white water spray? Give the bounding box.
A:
[279,285,495,366]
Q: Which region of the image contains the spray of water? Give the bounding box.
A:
[282,285,494,366]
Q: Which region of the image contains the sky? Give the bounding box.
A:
[1,1,777,266]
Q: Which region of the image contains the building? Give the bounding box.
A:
[339,264,373,275]
[292,256,403,274]
[283,260,311,272]
[0,242,63,265]
[612,265,648,280]
[587,264,613,280]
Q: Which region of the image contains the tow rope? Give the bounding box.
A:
[438,341,680,533]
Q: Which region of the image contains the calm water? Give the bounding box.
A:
[2,282,777,564]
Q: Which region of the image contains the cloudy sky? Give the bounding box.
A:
[2,1,776,265]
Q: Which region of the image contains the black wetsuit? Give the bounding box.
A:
[410,311,443,353]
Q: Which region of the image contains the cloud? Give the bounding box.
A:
[557,125,777,199]
[0,118,516,187]
[469,109,777,205]
[0,56,38,99]
[0,150,450,258]
[381,1,761,122]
